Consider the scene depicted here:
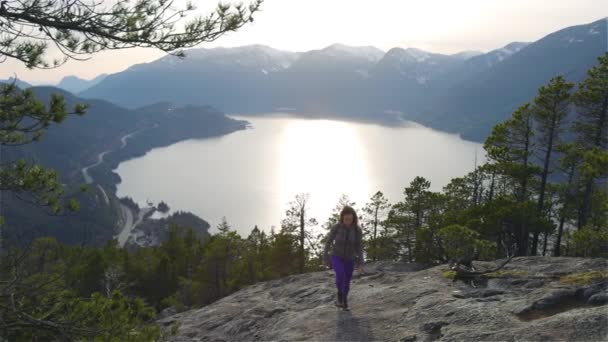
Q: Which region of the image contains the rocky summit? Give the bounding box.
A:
[158,257,608,342]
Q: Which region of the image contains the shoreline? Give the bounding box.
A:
[77,113,249,247]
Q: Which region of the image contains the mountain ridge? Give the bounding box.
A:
[56,73,108,93]
[79,18,607,142]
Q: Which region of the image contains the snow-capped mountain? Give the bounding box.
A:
[318,43,385,62]
[81,18,607,141]
[469,42,530,68]
[286,44,384,76]
[137,45,299,75]
[451,50,484,60]
[427,17,606,140]
[374,47,464,85]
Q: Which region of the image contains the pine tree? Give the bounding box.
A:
[385,204,414,262]
[404,176,432,230]
[361,191,390,261]
[552,142,585,256]
[268,231,299,277]
[217,216,232,234]
[387,177,433,262]
[484,104,540,255]
[571,53,608,229]
[530,76,574,255]
[443,165,492,211]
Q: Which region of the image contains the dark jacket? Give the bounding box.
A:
[323,222,364,265]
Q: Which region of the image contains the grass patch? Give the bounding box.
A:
[559,271,608,286]
[441,269,529,280]
[442,270,457,280]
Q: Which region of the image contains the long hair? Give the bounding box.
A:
[339,205,359,226]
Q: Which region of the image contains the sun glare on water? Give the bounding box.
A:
[277,119,371,222]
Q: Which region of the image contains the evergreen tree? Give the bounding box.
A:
[361,191,391,261]
[388,177,433,262]
[403,176,432,230]
[217,216,232,234]
[571,53,608,228]
[484,104,540,255]
[268,230,299,277]
[530,76,574,255]
[385,204,414,262]
[0,0,262,68]
[553,142,584,256]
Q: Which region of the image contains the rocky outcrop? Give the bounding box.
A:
[158,257,608,341]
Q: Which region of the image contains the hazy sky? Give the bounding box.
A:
[1,0,607,84]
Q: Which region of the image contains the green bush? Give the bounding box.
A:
[414,227,440,263]
[568,226,608,257]
[438,224,496,261]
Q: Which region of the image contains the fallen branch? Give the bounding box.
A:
[451,255,515,279]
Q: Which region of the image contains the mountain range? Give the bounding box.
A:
[78,18,608,141]
[0,77,31,89]
[56,74,108,93]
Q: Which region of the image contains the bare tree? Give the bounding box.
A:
[281,193,318,273]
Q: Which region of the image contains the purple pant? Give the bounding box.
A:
[331,254,355,296]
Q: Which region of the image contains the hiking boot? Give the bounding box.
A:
[335,291,344,307]
[342,293,350,311]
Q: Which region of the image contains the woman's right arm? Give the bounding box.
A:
[323,224,338,264]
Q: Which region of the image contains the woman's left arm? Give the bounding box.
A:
[355,226,364,267]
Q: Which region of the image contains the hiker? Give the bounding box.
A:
[323,205,365,311]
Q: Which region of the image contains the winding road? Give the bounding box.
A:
[81,151,111,184]
[80,127,153,247]
[81,129,145,184]
[116,206,154,246]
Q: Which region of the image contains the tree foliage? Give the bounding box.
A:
[0,0,262,68]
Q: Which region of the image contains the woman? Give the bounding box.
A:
[323,205,365,311]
